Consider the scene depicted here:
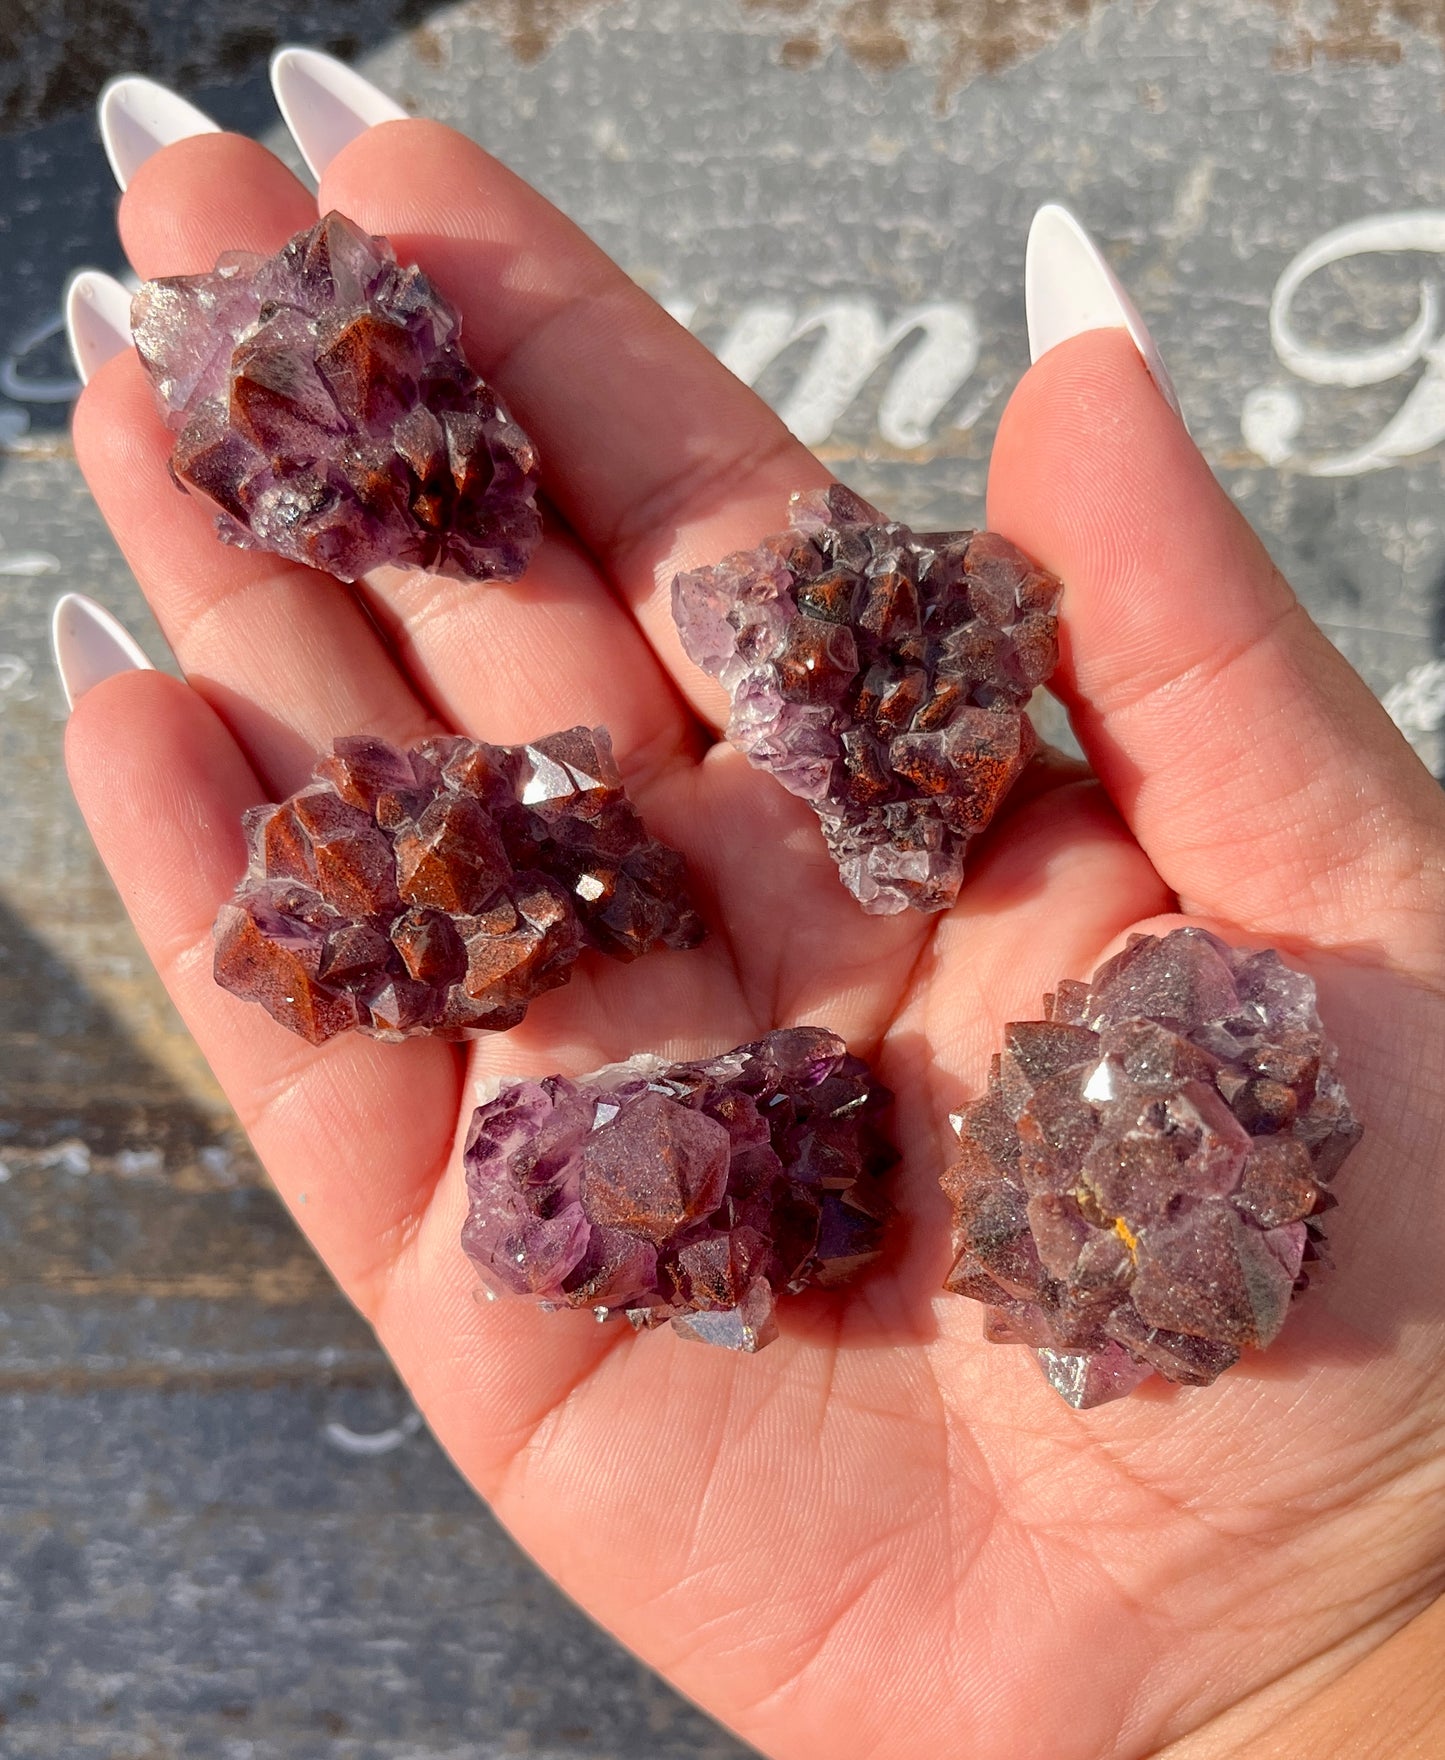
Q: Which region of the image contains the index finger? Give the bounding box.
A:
[318,118,834,726]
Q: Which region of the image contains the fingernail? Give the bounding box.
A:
[270,46,408,181]
[65,271,134,385]
[99,75,220,191]
[51,593,154,711]
[1025,203,1183,420]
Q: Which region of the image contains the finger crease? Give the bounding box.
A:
[603,424,805,583]
[1086,583,1305,722]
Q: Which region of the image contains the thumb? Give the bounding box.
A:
[988,315,1445,978]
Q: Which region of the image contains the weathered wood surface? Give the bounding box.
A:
[2,0,1444,1753]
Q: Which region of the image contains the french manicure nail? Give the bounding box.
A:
[51,593,154,711]
[271,46,408,182]
[1025,203,1183,420]
[65,271,134,385]
[99,75,221,191]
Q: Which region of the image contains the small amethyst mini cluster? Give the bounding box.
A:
[672,484,1062,914]
[214,728,702,1044]
[132,211,541,583]
[461,1028,895,1349]
[942,929,1362,1407]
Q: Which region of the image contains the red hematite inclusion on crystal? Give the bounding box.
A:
[942,928,1362,1408]
[461,1028,896,1350]
[132,211,542,584]
[671,484,1062,915]
[213,728,703,1044]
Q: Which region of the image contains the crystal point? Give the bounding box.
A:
[133,211,541,583]
[672,485,1062,914]
[943,929,1361,1405]
[214,728,703,1041]
[461,1029,896,1347]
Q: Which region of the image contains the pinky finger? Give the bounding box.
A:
[64,668,463,1311]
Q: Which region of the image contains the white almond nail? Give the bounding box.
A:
[51,593,155,711]
[271,46,408,181]
[65,271,135,385]
[99,76,221,191]
[1025,203,1183,420]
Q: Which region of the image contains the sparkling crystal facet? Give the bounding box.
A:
[214,729,703,1042]
[461,1028,896,1348]
[942,928,1361,1406]
[672,484,1062,914]
[133,211,541,583]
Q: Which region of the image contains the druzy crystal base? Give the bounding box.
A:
[672,484,1062,914]
[133,211,542,583]
[942,928,1361,1407]
[461,1028,896,1348]
[214,728,703,1043]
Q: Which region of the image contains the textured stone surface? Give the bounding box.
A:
[943,928,1361,1406]
[462,1028,895,1346]
[673,484,1061,913]
[133,211,542,583]
[215,728,703,1043]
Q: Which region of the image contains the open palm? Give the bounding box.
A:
[66,113,1445,1760]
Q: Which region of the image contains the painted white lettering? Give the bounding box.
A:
[1251,210,1445,475]
[712,297,980,446]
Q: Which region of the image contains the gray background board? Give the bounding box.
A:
[2,1,1445,1754]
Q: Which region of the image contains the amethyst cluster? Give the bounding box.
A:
[214,728,702,1044]
[672,484,1062,914]
[943,929,1361,1407]
[461,1028,895,1349]
[132,211,541,583]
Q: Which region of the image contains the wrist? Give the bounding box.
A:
[1154,1591,1445,1760]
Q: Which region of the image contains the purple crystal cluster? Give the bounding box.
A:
[214,728,703,1044]
[672,484,1062,914]
[461,1028,895,1349]
[132,211,541,583]
[943,929,1361,1407]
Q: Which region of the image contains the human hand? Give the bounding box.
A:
[61,67,1445,1760]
